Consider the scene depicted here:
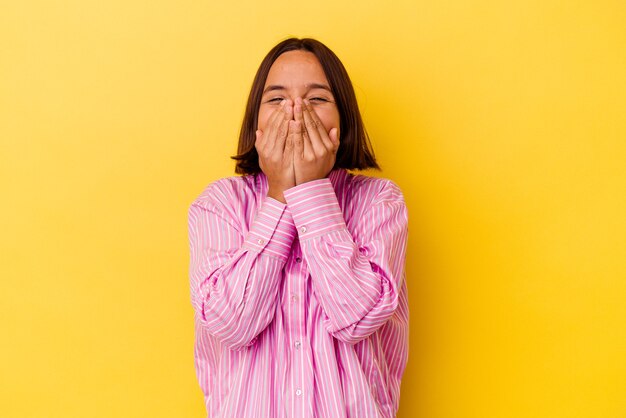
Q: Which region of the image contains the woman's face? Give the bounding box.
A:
[257,50,340,139]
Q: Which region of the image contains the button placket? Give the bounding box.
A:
[290,250,307,411]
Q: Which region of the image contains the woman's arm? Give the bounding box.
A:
[188,184,297,350]
[284,177,408,345]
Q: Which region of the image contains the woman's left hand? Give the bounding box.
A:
[292,97,339,185]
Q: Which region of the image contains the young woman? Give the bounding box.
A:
[188,37,409,418]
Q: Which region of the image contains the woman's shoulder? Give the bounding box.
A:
[190,173,258,211]
[346,170,405,205]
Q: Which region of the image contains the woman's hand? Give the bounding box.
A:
[255,99,296,203]
[293,97,339,186]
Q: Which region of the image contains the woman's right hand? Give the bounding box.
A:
[255,99,296,203]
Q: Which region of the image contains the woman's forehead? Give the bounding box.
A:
[264,50,328,87]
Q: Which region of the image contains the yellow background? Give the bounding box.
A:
[1,0,624,417]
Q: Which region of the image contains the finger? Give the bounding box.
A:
[298,98,319,158]
[328,127,339,152]
[283,99,294,121]
[289,120,304,160]
[304,98,335,152]
[301,99,327,155]
[269,99,293,154]
[263,100,287,150]
[274,100,293,152]
[255,129,271,162]
[294,97,304,124]
[294,98,313,157]
[284,121,294,165]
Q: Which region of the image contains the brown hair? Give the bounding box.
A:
[231,37,380,174]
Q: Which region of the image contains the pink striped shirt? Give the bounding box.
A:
[187,167,409,418]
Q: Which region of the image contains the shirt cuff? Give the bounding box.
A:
[283,178,347,240]
[242,196,297,261]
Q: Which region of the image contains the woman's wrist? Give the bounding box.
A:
[267,187,287,204]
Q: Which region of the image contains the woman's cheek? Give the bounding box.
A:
[318,109,340,135]
[257,107,271,131]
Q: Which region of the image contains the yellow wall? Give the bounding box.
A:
[1,1,624,417]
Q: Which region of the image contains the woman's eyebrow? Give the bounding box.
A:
[262,83,332,94]
[262,85,286,94]
[306,83,332,92]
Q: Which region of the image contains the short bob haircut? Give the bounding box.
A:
[231,37,380,175]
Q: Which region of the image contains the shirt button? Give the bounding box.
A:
[295,257,302,263]
[299,226,307,233]
[257,239,264,245]
[294,340,301,349]
[295,389,302,396]
[290,294,297,303]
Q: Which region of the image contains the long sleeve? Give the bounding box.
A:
[188,185,297,350]
[283,177,409,345]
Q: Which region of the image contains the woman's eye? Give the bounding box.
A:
[308,97,329,103]
[267,97,284,103]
